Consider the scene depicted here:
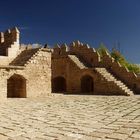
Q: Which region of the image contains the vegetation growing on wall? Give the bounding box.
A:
[97,43,140,74]
[96,43,109,57]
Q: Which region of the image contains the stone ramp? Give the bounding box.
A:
[9,48,40,66]
[95,68,134,96]
[68,55,89,69]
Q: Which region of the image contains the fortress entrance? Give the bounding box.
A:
[81,75,94,93]
[7,74,26,98]
[52,76,66,93]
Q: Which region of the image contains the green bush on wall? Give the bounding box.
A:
[97,43,140,74]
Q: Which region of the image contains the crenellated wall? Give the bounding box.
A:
[52,40,140,94]
[0,27,20,57]
[0,27,19,45]
[0,26,140,97]
[69,41,100,67]
[52,41,100,67]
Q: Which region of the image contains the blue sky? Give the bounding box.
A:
[1,0,140,63]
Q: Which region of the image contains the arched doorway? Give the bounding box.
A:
[81,75,94,93]
[7,74,26,98]
[52,76,66,93]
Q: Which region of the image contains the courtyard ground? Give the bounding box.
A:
[0,95,140,140]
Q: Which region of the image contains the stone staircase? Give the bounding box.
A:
[68,55,89,69]
[9,48,40,66]
[95,68,134,96]
[68,54,134,96]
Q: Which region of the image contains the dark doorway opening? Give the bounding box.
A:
[52,76,66,93]
[81,75,94,93]
[7,74,26,98]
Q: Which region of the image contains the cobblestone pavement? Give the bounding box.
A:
[0,95,140,140]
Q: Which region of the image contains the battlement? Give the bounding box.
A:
[0,27,20,57]
[0,27,20,45]
[0,27,139,96]
[52,40,100,67]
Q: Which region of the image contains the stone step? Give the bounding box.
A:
[68,55,87,69]
[9,48,40,66]
[95,68,134,96]
[124,91,133,96]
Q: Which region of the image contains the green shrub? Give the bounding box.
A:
[96,43,109,57]
[127,64,140,74]
[96,44,140,74]
[111,49,140,74]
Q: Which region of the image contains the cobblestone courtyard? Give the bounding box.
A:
[0,95,140,140]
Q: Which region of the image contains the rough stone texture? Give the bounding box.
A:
[0,95,140,140]
[0,48,52,98]
[0,27,52,99]
[101,51,140,93]
[52,41,138,95]
[0,27,140,99]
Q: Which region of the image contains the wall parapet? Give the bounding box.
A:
[0,27,19,46]
[52,40,101,67]
[0,27,20,57]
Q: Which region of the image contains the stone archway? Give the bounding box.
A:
[81,75,94,93]
[52,76,66,93]
[7,74,26,98]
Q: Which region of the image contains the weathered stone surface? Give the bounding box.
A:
[0,95,139,139]
[0,27,140,98]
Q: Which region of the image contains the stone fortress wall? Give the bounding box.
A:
[52,41,140,95]
[0,27,51,99]
[0,27,140,100]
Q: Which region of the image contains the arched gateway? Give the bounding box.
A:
[7,74,26,98]
[81,75,94,93]
[52,76,66,93]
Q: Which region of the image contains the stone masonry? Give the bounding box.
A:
[0,27,51,99]
[0,95,140,140]
[0,27,140,99]
[52,41,140,95]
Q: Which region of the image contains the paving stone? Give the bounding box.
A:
[0,95,139,139]
[0,134,9,140]
[105,132,129,140]
[126,137,140,140]
[115,128,137,136]
[130,131,140,139]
